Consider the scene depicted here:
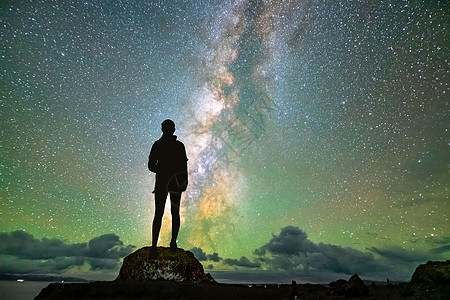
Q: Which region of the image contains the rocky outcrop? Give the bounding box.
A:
[411,260,450,285]
[329,274,369,298]
[116,247,215,282]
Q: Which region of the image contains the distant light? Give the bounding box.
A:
[17,279,24,282]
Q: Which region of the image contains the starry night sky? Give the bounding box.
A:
[1,0,449,282]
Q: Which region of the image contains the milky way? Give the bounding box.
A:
[2,0,449,281]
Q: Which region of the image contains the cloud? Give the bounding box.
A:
[190,247,207,261]
[85,234,134,259]
[254,226,316,256]
[224,256,261,268]
[188,227,447,282]
[0,230,82,259]
[253,226,383,276]
[216,226,448,282]
[207,252,222,262]
[429,244,450,255]
[368,246,429,263]
[190,247,222,262]
[0,231,135,275]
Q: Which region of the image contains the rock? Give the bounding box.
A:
[329,274,368,298]
[411,260,450,285]
[288,280,299,300]
[329,279,348,297]
[348,274,369,296]
[116,246,215,282]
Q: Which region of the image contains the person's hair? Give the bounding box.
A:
[161,119,175,134]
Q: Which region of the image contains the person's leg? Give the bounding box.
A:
[152,191,168,247]
[169,192,181,248]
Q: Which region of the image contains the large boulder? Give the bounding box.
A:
[329,274,369,297]
[411,260,450,285]
[116,247,215,282]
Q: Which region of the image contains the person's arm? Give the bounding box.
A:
[148,143,158,173]
[179,143,188,190]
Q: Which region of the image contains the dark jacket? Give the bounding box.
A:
[148,135,188,193]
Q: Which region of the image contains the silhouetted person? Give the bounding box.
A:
[148,119,188,257]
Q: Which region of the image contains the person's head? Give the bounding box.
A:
[161,119,175,135]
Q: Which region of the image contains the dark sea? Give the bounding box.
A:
[0,281,52,300]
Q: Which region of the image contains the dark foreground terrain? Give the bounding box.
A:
[34,279,450,300]
[35,250,450,299]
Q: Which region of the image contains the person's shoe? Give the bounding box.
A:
[170,241,177,252]
[149,246,158,259]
